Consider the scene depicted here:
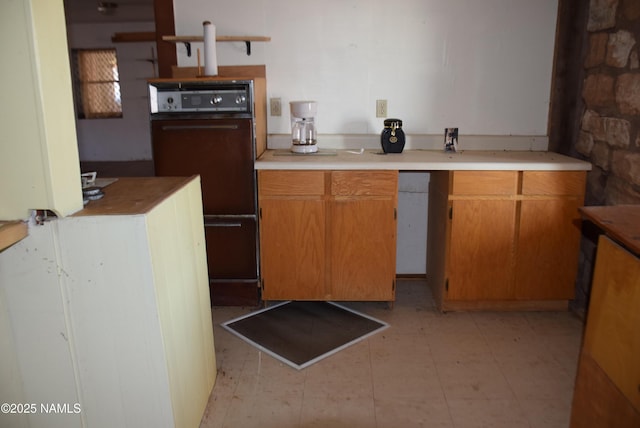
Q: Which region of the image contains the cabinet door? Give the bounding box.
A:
[258,170,327,301]
[515,198,582,299]
[447,199,517,300]
[330,197,396,301]
[329,171,398,301]
[515,171,585,300]
[259,198,326,300]
[583,236,640,411]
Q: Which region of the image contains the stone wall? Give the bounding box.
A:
[572,0,640,312]
[578,0,640,205]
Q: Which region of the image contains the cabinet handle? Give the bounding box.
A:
[204,222,242,227]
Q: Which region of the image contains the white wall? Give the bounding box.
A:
[69,1,559,159]
[396,172,429,274]
[174,0,559,140]
[174,0,559,275]
[66,22,155,161]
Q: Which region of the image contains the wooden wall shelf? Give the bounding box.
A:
[111,32,157,43]
[162,35,271,56]
[111,32,270,56]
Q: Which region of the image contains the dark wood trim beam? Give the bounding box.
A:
[547,0,590,155]
[111,32,156,43]
[153,0,177,78]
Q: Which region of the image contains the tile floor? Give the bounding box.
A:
[199,280,584,428]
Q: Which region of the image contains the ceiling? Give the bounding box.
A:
[63,0,155,23]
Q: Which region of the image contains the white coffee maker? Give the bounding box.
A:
[290,101,318,154]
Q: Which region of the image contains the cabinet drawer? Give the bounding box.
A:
[258,170,325,196]
[204,217,256,279]
[331,171,398,196]
[522,171,586,196]
[451,171,518,195]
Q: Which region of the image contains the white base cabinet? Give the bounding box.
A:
[0,177,215,428]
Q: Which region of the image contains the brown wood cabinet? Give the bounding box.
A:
[515,171,586,300]
[571,206,640,427]
[446,171,519,301]
[258,171,326,300]
[258,170,398,302]
[427,170,586,311]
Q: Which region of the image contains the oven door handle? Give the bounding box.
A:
[204,222,243,227]
[161,125,240,131]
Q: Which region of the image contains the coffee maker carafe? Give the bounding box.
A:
[290,101,318,153]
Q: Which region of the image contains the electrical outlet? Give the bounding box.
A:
[376,99,387,118]
[270,98,282,116]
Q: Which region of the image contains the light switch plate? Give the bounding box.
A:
[270,98,282,116]
[376,99,387,118]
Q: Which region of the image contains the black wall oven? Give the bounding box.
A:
[149,80,259,306]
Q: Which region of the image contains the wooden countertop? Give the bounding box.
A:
[255,149,593,171]
[0,177,197,250]
[580,205,640,256]
[73,176,198,216]
[0,221,28,252]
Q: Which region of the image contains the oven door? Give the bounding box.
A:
[204,216,257,279]
[204,215,259,305]
[151,117,255,215]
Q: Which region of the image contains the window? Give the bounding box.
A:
[71,49,122,119]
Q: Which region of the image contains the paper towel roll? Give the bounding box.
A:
[203,20,218,76]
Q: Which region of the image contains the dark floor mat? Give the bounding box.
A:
[221,301,389,370]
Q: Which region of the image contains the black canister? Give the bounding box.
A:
[381,118,405,153]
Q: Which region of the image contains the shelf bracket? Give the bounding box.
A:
[183,42,192,57]
[163,36,267,57]
[181,41,251,56]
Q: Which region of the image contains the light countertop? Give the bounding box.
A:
[255,149,593,171]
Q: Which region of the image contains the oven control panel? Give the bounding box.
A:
[149,81,252,114]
